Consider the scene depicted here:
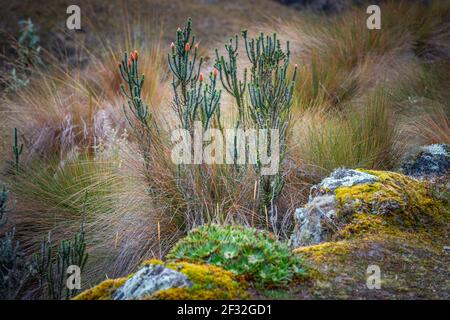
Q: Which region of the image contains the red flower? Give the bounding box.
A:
[185,42,191,52]
[127,57,132,67]
[199,73,204,82]
[131,50,138,61]
[213,68,218,77]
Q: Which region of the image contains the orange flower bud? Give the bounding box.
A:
[132,50,138,61]
[294,63,298,68]
[213,68,218,77]
[185,42,190,52]
[199,73,203,82]
[128,57,132,67]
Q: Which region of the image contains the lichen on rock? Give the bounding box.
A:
[312,168,379,196]
[400,143,449,178]
[112,263,193,300]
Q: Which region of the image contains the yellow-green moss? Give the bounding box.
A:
[292,233,450,299]
[147,260,248,300]
[72,278,127,300]
[333,169,448,240]
[294,240,352,264]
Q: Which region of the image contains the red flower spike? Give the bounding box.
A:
[213,68,218,77]
[185,42,190,52]
[199,73,204,82]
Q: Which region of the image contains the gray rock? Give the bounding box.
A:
[401,144,449,178]
[312,168,378,196]
[112,264,192,300]
[290,194,336,247]
[290,168,378,247]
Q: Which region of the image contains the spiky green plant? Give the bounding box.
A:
[243,31,297,213]
[119,50,155,168]
[214,35,247,126]
[167,224,305,286]
[168,18,204,132]
[32,222,88,300]
[166,18,224,229]
[215,30,297,226]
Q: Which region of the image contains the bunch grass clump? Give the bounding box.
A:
[294,90,398,177]
[167,224,305,286]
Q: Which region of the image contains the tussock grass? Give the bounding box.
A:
[292,91,399,177]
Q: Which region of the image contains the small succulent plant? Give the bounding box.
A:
[167,224,305,286]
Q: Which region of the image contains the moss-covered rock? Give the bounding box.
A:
[286,168,450,299]
[112,263,193,300]
[290,168,448,247]
[73,259,247,300]
[146,260,248,300]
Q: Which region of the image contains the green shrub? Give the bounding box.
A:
[167,224,305,286]
[0,228,33,299]
[0,186,34,300]
[32,222,88,300]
